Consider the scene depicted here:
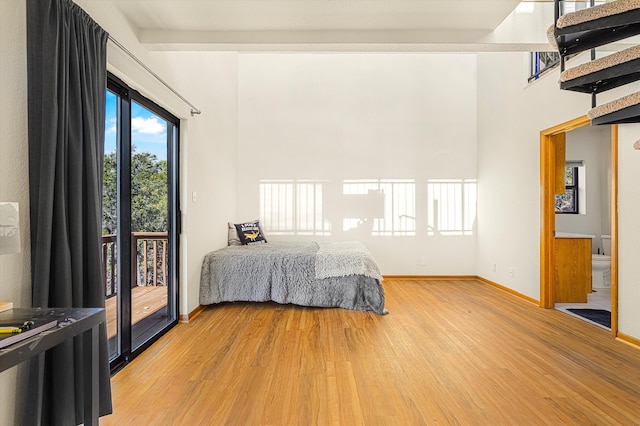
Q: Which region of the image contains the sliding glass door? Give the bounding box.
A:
[103,75,179,372]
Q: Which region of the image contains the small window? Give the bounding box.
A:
[555,165,579,214]
[528,52,561,82]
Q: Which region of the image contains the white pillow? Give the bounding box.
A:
[228,222,242,246]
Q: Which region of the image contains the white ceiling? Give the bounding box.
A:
[112,0,558,52]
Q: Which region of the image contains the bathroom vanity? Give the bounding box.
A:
[554,233,593,303]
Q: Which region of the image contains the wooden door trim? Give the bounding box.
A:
[540,116,590,308]
[539,116,618,338]
[610,125,619,336]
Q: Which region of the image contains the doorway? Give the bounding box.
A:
[103,75,180,372]
[540,116,618,336]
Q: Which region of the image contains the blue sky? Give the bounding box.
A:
[105,91,168,161]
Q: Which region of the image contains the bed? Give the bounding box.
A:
[199,240,387,315]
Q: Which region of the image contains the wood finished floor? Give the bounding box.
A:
[101,279,640,425]
[105,286,167,340]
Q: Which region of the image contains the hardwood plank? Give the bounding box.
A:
[105,286,167,339]
[101,279,640,425]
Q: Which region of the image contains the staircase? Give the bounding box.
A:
[550,0,640,125]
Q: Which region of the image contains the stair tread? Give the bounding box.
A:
[550,1,640,125]
[560,45,640,93]
[588,91,640,125]
[561,45,640,82]
[552,1,640,55]
[557,0,640,30]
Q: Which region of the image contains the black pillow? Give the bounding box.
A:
[234,221,267,245]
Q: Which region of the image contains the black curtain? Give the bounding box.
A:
[26,0,112,423]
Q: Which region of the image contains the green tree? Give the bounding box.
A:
[103,151,117,235]
[102,148,167,235]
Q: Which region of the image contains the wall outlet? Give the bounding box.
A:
[508,267,515,278]
[492,263,497,272]
[418,256,428,266]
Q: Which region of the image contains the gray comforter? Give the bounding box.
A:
[199,241,387,314]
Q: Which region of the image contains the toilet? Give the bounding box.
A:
[592,235,611,289]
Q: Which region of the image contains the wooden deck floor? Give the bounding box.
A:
[105,286,167,340]
[101,279,640,425]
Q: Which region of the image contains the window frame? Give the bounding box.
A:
[105,73,181,374]
[555,165,579,214]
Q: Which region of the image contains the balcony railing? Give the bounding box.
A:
[102,232,168,299]
[102,234,117,298]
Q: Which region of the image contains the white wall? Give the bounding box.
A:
[161,52,239,312]
[477,51,640,341]
[0,1,30,424]
[0,2,238,419]
[617,124,640,339]
[3,8,640,422]
[555,125,611,252]
[237,53,478,274]
[476,51,589,299]
[0,0,230,319]
[0,1,30,308]
[75,1,239,316]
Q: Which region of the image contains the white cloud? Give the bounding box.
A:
[105,117,117,134]
[131,116,165,135]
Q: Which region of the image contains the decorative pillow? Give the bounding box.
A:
[234,220,268,245]
[227,222,242,246]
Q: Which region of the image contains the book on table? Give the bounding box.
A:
[0,310,58,349]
